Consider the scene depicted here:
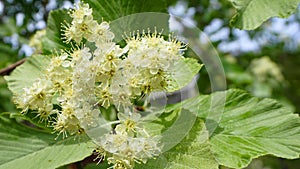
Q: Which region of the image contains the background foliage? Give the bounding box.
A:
[1,0,300,169]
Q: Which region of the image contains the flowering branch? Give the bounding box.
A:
[4,2,202,169]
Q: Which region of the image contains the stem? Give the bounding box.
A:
[0,58,26,76]
[75,162,83,169]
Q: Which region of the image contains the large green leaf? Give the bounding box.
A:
[90,0,176,37]
[89,0,175,20]
[137,114,218,169]
[4,55,50,95]
[229,0,300,30]
[0,113,94,169]
[210,89,300,168]
[168,89,300,168]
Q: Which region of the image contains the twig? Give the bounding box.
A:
[0,58,26,76]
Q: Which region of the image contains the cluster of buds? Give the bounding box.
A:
[13,2,199,169]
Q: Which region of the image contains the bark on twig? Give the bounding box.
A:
[0,58,26,76]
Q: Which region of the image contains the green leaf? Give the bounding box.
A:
[210,89,300,168]
[229,0,300,30]
[168,89,300,168]
[89,0,176,38]
[0,77,16,113]
[0,18,19,37]
[167,58,203,92]
[42,9,72,54]
[88,0,176,21]
[137,114,218,169]
[4,55,50,95]
[0,113,94,169]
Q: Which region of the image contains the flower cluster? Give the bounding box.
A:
[62,2,114,45]
[97,112,161,168]
[14,2,198,169]
[249,56,284,83]
[29,29,46,54]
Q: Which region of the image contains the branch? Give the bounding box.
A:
[0,58,26,76]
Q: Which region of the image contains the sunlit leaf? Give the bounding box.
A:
[4,55,50,95]
[167,89,300,168]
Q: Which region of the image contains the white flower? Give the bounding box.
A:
[117,112,142,135]
[53,113,81,138]
[94,44,123,72]
[17,78,52,111]
[110,84,133,111]
[92,21,115,44]
[95,85,113,109]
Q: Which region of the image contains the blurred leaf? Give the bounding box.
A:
[0,19,19,37]
[0,43,19,69]
[221,56,252,86]
[229,0,300,30]
[0,113,94,169]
